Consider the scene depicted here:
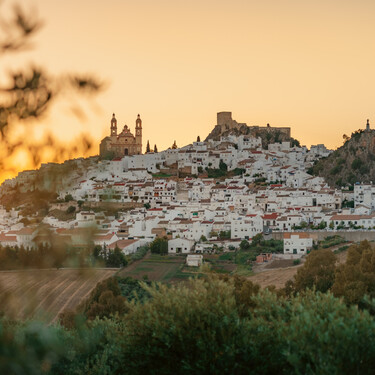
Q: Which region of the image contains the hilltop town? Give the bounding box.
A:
[0,112,373,262]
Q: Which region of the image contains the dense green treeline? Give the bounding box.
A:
[286,240,375,307]
[1,275,375,373]
[0,243,127,270]
[3,241,375,374]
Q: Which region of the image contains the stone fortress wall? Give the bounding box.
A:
[217,111,291,138]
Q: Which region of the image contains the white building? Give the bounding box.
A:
[354,183,375,210]
[283,233,313,255]
[186,254,203,267]
[168,238,195,254]
[231,214,263,239]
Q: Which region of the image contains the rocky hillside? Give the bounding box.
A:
[205,124,300,149]
[309,129,375,187]
[0,157,98,211]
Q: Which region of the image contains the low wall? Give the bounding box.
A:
[271,231,375,243]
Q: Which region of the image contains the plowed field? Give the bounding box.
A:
[0,268,115,323]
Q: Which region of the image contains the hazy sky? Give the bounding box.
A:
[2,0,375,177]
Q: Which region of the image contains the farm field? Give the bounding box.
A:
[118,254,197,282]
[0,268,116,323]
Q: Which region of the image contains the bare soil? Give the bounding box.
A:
[249,266,302,289]
[0,268,116,323]
[264,259,296,269]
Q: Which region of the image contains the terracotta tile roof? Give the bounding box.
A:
[17,227,35,235]
[94,233,116,241]
[0,233,17,242]
[109,239,139,250]
[283,232,311,239]
[330,214,374,221]
[263,213,278,220]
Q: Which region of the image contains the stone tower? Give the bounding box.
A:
[366,119,371,132]
[111,113,117,137]
[135,114,142,155]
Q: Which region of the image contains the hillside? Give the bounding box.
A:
[308,129,375,187]
[0,157,99,211]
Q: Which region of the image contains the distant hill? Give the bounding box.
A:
[308,129,375,187]
[0,157,98,212]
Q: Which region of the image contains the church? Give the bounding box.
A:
[100,113,143,158]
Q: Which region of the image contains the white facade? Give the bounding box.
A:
[186,254,203,267]
[168,238,195,254]
[283,234,313,255]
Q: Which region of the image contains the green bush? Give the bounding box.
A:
[3,275,375,374]
[131,245,149,261]
[150,237,168,255]
[351,158,362,170]
[330,165,342,175]
[64,194,74,202]
[66,206,76,214]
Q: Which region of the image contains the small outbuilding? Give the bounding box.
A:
[256,253,273,264]
[186,254,203,267]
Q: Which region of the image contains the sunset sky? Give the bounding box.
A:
[2,0,375,179]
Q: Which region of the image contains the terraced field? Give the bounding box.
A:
[118,254,187,282]
[0,268,116,323]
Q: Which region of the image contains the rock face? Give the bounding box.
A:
[205,112,298,149]
[309,129,375,187]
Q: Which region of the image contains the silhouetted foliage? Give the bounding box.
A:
[0,2,103,178]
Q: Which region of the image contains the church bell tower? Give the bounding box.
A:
[135,114,142,154]
[111,113,117,137]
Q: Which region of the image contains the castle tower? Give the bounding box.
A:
[366,119,371,132]
[135,114,142,155]
[111,113,117,136]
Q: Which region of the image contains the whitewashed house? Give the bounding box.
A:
[168,238,195,254]
[283,233,313,255]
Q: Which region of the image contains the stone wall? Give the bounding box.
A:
[271,230,375,243]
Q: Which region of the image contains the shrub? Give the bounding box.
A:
[150,237,168,255]
[351,158,362,170]
[131,245,149,261]
[64,194,74,202]
[292,249,336,293]
[66,206,76,214]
